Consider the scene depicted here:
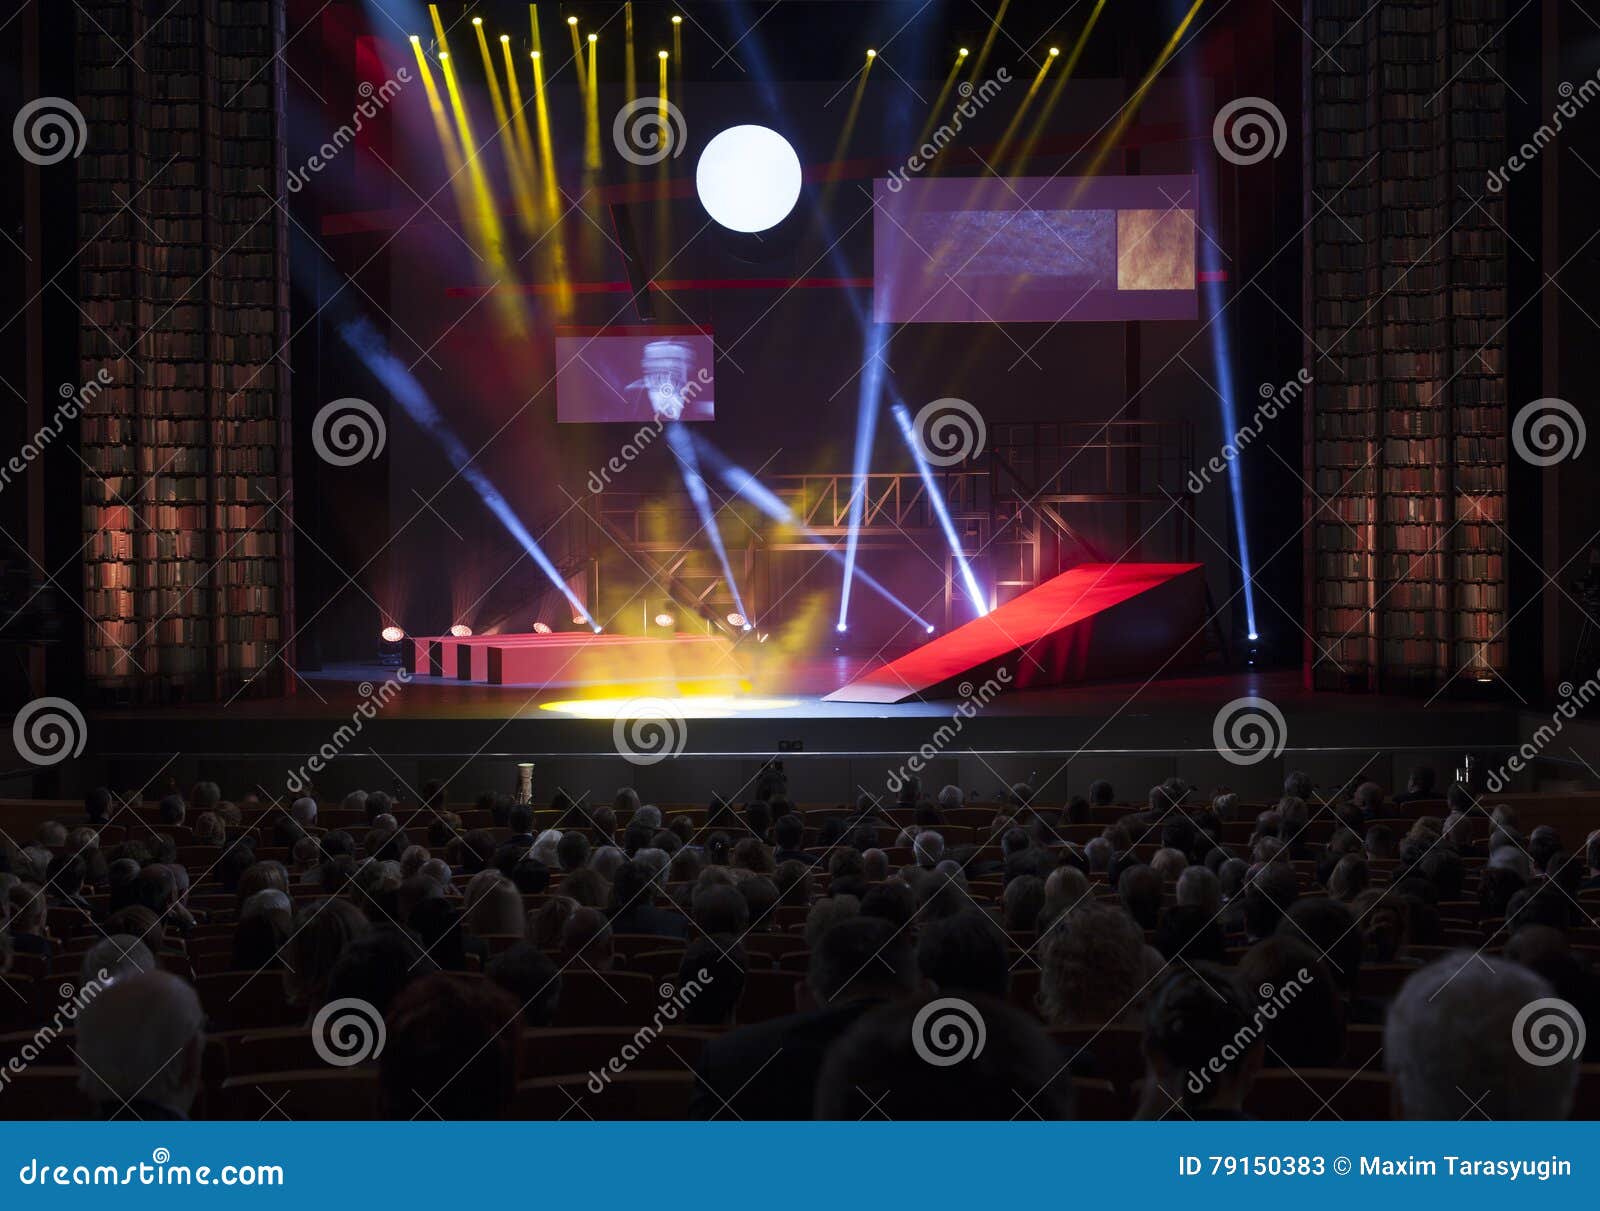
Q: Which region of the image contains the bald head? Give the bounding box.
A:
[76,971,205,1117]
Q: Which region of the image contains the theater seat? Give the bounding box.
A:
[219,1068,382,1119]
[1069,1076,1127,1120]
[513,1070,694,1120]
[1245,1069,1392,1120]
[0,1067,85,1119]
[1048,1023,1145,1093]
[521,1026,719,1079]
[549,970,660,1027]
[194,971,297,1030]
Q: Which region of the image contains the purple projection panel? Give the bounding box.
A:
[555,326,715,423]
[873,175,1200,324]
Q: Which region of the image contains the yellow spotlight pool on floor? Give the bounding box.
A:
[539,695,799,719]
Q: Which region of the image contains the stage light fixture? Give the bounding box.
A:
[726,612,747,629]
[866,48,876,58]
[500,33,509,43]
[1247,631,1259,641]
[672,14,682,22]
[654,612,676,628]
[695,124,801,233]
[381,625,405,643]
[449,623,473,637]
[959,46,969,56]
[438,51,449,60]
[472,16,482,25]
[925,624,936,634]
[836,623,848,633]
[532,50,540,59]
[409,34,420,44]
[1049,46,1060,56]
[588,32,597,42]
[659,49,668,59]
[568,15,578,24]
[532,622,553,635]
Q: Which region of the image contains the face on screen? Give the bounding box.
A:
[556,332,716,423]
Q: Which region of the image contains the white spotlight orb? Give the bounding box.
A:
[695,124,802,233]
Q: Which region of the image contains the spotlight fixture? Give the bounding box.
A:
[925,624,935,634]
[658,49,668,59]
[958,46,969,56]
[532,621,553,634]
[588,32,597,42]
[380,625,405,643]
[409,34,420,44]
[472,16,482,25]
[866,48,876,58]
[500,33,509,43]
[439,51,449,60]
[1247,631,1259,641]
[567,15,578,24]
[571,615,587,625]
[726,612,747,629]
[1049,46,1060,56]
[672,14,682,23]
[449,623,472,637]
[835,623,847,633]
[654,612,676,628]
[531,50,540,59]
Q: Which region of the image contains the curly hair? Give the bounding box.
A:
[1038,902,1156,1025]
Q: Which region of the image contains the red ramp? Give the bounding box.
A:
[824,563,1207,704]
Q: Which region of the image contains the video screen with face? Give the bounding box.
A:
[555,327,716,423]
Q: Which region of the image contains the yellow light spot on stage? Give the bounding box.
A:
[1049,46,1060,56]
[539,695,801,719]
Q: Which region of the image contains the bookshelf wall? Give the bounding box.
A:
[1304,0,1508,692]
[75,0,292,701]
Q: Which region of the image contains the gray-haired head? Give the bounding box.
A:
[590,844,626,882]
[913,831,945,868]
[241,888,291,920]
[1385,951,1579,1119]
[1488,845,1531,880]
[531,829,562,867]
[634,846,670,883]
[633,803,660,828]
[290,796,318,825]
[79,935,156,990]
[1175,864,1222,916]
[76,971,206,1117]
[936,784,964,809]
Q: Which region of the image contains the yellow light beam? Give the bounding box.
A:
[1010,0,1107,175]
[821,52,875,212]
[624,2,637,113]
[477,20,537,214]
[568,15,586,90]
[529,46,574,315]
[914,48,969,152]
[1074,0,1207,191]
[655,52,672,256]
[584,33,601,172]
[964,0,1010,86]
[990,48,1054,167]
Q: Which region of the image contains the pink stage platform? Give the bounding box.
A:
[825,562,1208,704]
[411,631,735,687]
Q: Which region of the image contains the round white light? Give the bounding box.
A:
[380,625,404,643]
[695,124,802,233]
[449,623,472,637]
